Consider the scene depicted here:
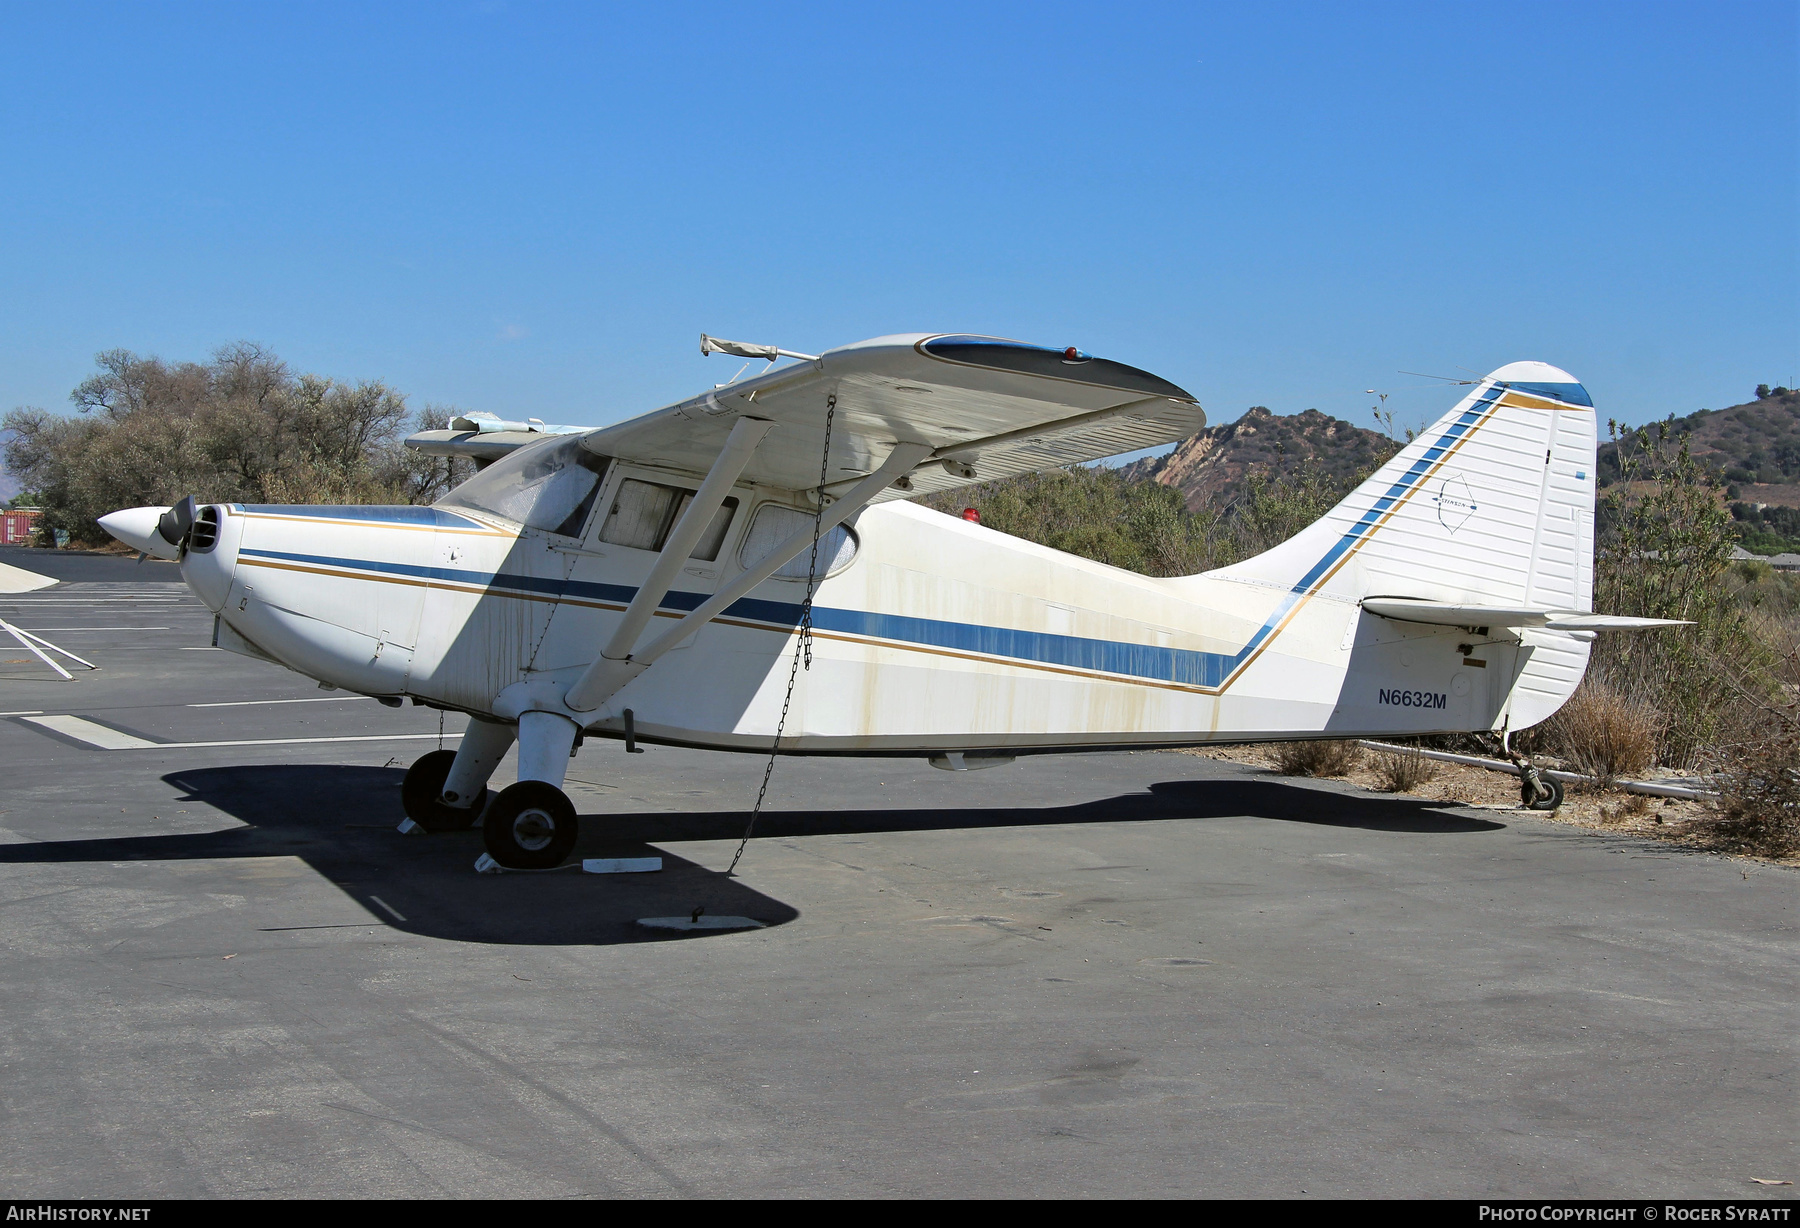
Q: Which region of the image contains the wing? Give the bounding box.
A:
[574,334,1203,498]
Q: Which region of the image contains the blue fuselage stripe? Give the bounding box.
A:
[238,387,1500,688]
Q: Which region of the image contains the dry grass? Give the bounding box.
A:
[1598,792,1652,825]
[1186,746,1798,865]
[1543,682,1660,787]
[1368,747,1441,793]
[1272,739,1362,777]
[1696,733,1800,857]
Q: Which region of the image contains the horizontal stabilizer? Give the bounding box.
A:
[1362,597,1688,632]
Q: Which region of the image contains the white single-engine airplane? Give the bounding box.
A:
[100,334,1677,869]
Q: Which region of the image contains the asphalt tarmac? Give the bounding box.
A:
[0,550,1792,1199]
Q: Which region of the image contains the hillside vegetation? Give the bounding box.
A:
[1598,385,1800,552]
[1120,405,1400,511]
[922,446,1367,578]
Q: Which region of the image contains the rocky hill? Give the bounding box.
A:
[1120,405,1400,511]
[1597,386,1800,552]
[1598,386,1800,504]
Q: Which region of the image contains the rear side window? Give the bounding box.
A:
[599,478,738,560]
[738,504,859,580]
[437,437,610,538]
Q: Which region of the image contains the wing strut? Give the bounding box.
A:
[597,415,774,666]
[564,439,933,713]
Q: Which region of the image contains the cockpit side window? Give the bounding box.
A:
[598,478,739,559]
[437,437,611,537]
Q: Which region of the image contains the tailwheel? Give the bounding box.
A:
[402,749,487,832]
[1522,775,1565,811]
[482,781,579,869]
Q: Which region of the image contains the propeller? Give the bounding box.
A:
[157,496,198,552]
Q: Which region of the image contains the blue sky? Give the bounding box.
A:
[1,1,1794,448]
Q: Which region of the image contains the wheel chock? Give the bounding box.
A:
[471,852,584,874]
[397,818,426,836]
[582,857,662,874]
[637,915,766,931]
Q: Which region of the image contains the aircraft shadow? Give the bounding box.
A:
[0,765,1502,947]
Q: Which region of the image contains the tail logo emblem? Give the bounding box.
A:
[1434,475,1478,534]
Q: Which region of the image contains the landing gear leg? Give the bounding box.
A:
[482,711,581,869]
[1495,731,1563,811]
[440,717,517,818]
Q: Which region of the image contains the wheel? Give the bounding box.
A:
[1522,774,1565,811]
[481,781,579,869]
[402,749,486,832]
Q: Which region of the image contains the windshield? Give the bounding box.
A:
[437,437,611,537]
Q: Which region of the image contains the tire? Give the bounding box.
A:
[481,781,579,870]
[402,749,486,832]
[1523,775,1565,811]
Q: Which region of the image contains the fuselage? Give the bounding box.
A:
[177,473,1556,756]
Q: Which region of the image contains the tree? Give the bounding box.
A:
[2,344,459,544]
[1588,417,1771,765]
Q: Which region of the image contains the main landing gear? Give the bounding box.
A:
[481,781,579,869]
[401,749,477,831]
[401,716,518,832]
[482,711,583,868]
[401,711,586,868]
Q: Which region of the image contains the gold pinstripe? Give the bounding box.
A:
[236,394,1508,700]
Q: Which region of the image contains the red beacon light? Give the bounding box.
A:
[961,508,981,523]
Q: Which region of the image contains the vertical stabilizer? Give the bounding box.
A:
[1209,362,1597,729]
[1211,362,1596,611]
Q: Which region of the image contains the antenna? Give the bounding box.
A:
[1398,370,1480,386]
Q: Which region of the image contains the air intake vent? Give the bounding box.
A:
[189,505,221,552]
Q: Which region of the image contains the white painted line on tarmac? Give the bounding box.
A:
[18,713,462,751]
[154,732,462,749]
[367,896,407,923]
[179,647,219,651]
[0,710,44,717]
[23,715,158,749]
[188,696,373,708]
